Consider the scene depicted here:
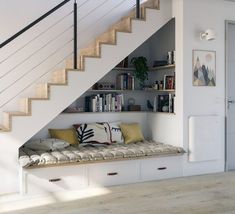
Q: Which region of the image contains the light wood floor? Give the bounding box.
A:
[2,172,235,214]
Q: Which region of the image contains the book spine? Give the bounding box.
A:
[111,96,116,112]
[169,94,172,113]
[91,97,97,112]
[153,96,157,112]
[131,76,135,90]
[116,75,121,90]
[85,96,90,112]
[123,74,127,90]
[98,97,103,112]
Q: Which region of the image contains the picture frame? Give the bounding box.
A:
[163,75,175,90]
[192,50,216,86]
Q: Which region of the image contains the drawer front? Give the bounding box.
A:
[140,156,183,181]
[88,160,140,187]
[25,165,87,194]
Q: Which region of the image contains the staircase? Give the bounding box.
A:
[0,0,172,145]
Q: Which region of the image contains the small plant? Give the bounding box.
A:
[131,56,149,88]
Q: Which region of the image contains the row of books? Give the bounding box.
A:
[116,73,135,90]
[153,94,175,113]
[85,93,124,112]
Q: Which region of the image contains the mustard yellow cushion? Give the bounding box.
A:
[49,128,78,145]
[120,123,144,144]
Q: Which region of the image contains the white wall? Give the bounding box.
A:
[172,0,235,176]
[32,112,149,140]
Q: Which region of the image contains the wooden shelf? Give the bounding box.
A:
[88,89,143,92]
[111,65,175,72]
[144,88,175,92]
[88,89,175,93]
[150,64,175,71]
[112,67,135,71]
[61,111,175,115]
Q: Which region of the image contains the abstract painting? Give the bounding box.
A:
[193,50,216,86]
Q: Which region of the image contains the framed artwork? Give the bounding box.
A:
[192,50,216,86]
[163,75,175,90]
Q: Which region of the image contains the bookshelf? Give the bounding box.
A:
[64,63,176,114]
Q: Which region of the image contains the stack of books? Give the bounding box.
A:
[85,93,124,112]
[116,73,135,90]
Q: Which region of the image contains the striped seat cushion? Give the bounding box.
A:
[19,140,185,168]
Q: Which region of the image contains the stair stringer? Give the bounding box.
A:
[0,6,172,147]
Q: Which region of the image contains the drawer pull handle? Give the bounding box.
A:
[107,172,118,176]
[49,178,61,182]
[157,167,167,171]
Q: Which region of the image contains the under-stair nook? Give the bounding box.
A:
[0,0,173,195]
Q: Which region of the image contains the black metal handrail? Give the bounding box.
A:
[0,0,141,70]
[136,0,140,18]
[0,0,71,49]
[0,0,143,109]
[73,0,77,69]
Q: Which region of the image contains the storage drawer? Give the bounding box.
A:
[24,165,88,194]
[140,156,183,181]
[88,160,140,187]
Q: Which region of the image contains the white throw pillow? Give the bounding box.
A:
[24,138,70,151]
[73,122,111,146]
[108,121,124,143]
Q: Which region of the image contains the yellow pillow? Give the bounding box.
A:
[49,128,78,145]
[120,123,144,144]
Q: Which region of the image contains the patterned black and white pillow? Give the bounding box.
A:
[108,121,124,143]
[73,122,111,146]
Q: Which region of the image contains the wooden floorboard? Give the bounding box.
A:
[2,171,235,214]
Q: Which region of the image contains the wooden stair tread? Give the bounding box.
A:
[48,82,68,86]
[28,97,49,101]
[4,111,29,116]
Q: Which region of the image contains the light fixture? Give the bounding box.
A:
[200,29,216,41]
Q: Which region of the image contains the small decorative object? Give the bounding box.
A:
[127,97,140,111]
[94,82,115,90]
[128,105,141,111]
[158,94,169,112]
[147,100,153,111]
[116,56,129,68]
[153,60,168,67]
[130,56,149,88]
[163,75,175,90]
[167,51,173,65]
[154,81,159,90]
[193,50,216,86]
[158,81,163,90]
[63,106,84,113]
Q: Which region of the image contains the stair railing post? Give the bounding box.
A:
[136,0,140,19]
[74,0,77,69]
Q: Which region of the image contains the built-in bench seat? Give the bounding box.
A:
[19,140,185,168]
[19,140,185,195]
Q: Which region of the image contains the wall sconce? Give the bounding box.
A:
[200,29,216,41]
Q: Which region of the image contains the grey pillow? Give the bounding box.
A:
[24,138,70,151]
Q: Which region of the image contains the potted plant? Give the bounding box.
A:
[131,56,149,88]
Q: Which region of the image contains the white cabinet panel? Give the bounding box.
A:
[140,156,182,181]
[25,165,87,194]
[88,160,140,187]
[189,115,221,162]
